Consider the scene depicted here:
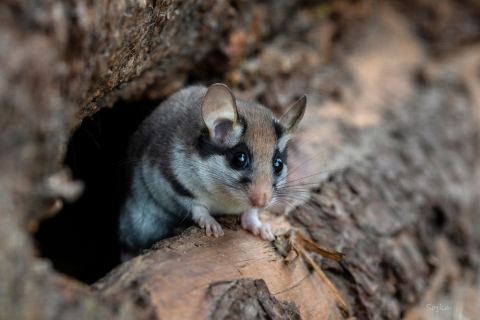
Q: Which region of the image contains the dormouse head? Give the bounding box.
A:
[200,83,306,211]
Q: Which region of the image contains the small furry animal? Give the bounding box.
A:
[119,83,306,255]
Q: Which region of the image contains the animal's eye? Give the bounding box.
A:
[231,152,249,169]
[273,157,283,174]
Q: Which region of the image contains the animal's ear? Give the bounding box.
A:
[280,95,307,134]
[201,83,241,145]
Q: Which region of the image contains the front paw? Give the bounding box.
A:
[241,213,274,241]
[196,215,224,238]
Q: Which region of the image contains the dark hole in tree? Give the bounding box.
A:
[33,58,227,284]
[34,99,160,284]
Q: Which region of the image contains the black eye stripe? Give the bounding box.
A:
[225,142,252,170]
[239,177,251,184]
[275,147,288,162]
[273,147,288,176]
[273,119,284,140]
[273,157,283,174]
[231,151,249,169]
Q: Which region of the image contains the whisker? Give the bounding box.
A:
[275,189,332,225]
[287,143,341,165]
[282,167,345,187]
[286,133,329,158]
[276,143,343,186]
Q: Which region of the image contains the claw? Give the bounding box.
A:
[241,209,275,241]
[192,206,224,238]
[258,225,274,241]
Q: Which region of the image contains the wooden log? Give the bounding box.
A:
[1,0,480,319]
[94,225,346,319]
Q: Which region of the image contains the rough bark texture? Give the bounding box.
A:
[94,226,324,319]
[0,0,297,318]
[1,0,480,319]
[208,279,302,320]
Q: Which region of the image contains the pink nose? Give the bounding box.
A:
[249,182,272,208]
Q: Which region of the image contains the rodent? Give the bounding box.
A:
[118,83,306,256]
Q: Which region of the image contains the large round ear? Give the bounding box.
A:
[201,83,240,144]
[280,95,307,134]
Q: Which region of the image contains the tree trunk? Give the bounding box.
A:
[1,0,479,319]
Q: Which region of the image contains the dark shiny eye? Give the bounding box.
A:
[231,152,249,169]
[273,157,283,174]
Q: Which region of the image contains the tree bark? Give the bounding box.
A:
[1,0,480,319]
[0,0,298,318]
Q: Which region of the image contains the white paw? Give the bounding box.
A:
[241,211,274,241]
[196,215,224,238]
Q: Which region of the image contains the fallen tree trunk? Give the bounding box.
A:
[1,0,480,319]
[93,40,480,318]
[94,226,342,319]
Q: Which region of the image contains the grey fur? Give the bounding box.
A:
[118,85,306,252]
